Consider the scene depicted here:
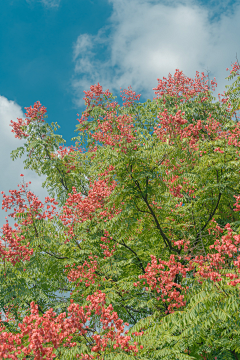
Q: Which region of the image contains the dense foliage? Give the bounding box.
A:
[1,60,240,359]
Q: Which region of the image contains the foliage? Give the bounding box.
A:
[0,61,240,359]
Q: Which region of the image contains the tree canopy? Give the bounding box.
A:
[1,60,240,359]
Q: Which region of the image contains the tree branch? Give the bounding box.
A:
[132,176,176,252]
[108,235,146,274]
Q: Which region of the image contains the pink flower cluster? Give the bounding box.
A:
[1,183,58,225]
[193,223,240,285]
[10,101,47,139]
[154,108,224,149]
[100,232,116,259]
[61,171,117,239]
[0,221,33,266]
[226,61,240,75]
[92,114,135,149]
[138,254,192,313]
[135,221,240,311]
[65,257,98,287]
[153,69,216,101]
[120,86,141,107]
[0,179,59,265]
[0,291,142,359]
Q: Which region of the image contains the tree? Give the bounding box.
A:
[0,61,240,359]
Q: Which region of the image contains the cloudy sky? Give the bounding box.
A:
[0,0,240,225]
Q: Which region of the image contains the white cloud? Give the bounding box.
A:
[72,0,240,105]
[0,96,48,227]
[26,0,60,8]
[41,0,60,7]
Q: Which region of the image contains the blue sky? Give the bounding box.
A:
[0,0,112,144]
[0,0,240,224]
